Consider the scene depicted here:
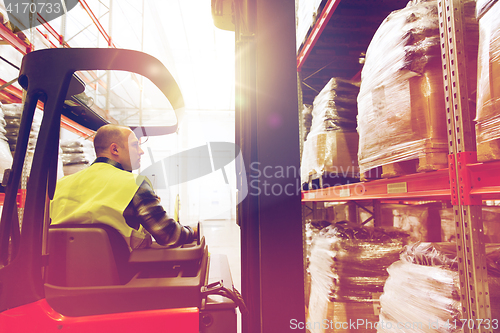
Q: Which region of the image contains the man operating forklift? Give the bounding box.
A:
[50,124,198,249]
[0,48,242,333]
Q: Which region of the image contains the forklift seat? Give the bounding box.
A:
[47,223,134,287]
[45,223,209,317]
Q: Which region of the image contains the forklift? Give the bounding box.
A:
[0,47,245,332]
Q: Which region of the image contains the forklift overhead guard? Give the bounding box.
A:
[0,48,239,333]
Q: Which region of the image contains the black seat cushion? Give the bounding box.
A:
[47,223,135,286]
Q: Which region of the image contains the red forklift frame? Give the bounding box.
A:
[0,48,240,332]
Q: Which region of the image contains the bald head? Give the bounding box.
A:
[94,124,130,155]
[93,124,144,171]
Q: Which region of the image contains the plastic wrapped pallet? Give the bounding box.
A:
[357,0,477,178]
[305,220,334,310]
[0,1,30,45]
[302,104,313,143]
[305,220,333,269]
[307,222,408,333]
[392,203,443,243]
[440,206,500,243]
[60,140,95,175]
[309,78,359,136]
[0,103,12,182]
[475,1,500,162]
[301,78,360,187]
[2,103,42,172]
[377,242,500,333]
[3,103,23,153]
[296,0,323,50]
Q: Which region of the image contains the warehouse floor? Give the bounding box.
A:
[202,219,242,331]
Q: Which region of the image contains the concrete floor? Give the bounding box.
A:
[201,219,242,332]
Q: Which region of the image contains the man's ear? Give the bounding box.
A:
[109,143,120,156]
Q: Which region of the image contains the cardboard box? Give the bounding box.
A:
[358,61,449,174]
[301,131,359,184]
[476,1,500,162]
[408,61,447,146]
[441,206,500,243]
[307,297,379,333]
[358,0,477,174]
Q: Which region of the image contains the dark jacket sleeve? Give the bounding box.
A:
[124,181,194,247]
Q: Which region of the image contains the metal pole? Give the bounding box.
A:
[235,0,260,330]
[139,0,145,126]
[60,0,67,46]
[438,1,491,331]
[105,0,113,115]
[236,0,306,331]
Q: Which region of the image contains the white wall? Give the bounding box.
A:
[140,110,236,224]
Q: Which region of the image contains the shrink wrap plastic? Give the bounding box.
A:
[307,222,408,332]
[60,140,95,175]
[308,78,359,137]
[390,203,444,243]
[296,0,322,50]
[2,103,42,173]
[475,2,500,159]
[441,206,500,243]
[0,1,30,45]
[357,0,447,174]
[378,242,500,333]
[302,104,313,142]
[306,220,333,274]
[309,222,407,302]
[305,220,334,308]
[301,79,360,185]
[0,103,12,181]
[0,3,9,25]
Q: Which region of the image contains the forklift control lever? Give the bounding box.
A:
[201,280,248,316]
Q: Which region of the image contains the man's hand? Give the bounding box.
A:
[190,224,199,243]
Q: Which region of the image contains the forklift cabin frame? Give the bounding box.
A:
[0,48,238,332]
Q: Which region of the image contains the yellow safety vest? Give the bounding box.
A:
[50,162,149,249]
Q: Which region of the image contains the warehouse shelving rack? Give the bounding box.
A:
[0,0,115,137]
[299,0,494,331]
[0,1,114,208]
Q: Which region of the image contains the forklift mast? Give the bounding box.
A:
[217,0,307,331]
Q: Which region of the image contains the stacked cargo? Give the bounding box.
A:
[60,140,95,175]
[475,0,500,162]
[305,220,333,310]
[301,78,360,188]
[357,0,477,179]
[440,205,500,243]
[377,242,500,332]
[386,203,442,243]
[3,103,24,154]
[302,104,313,143]
[2,103,42,172]
[295,0,323,50]
[307,222,408,333]
[0,103,12,182]
[0,3,30,45]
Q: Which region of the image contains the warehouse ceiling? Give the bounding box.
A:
[299,0,411,105]
[0,0,236,127]
[0,0,417,126]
